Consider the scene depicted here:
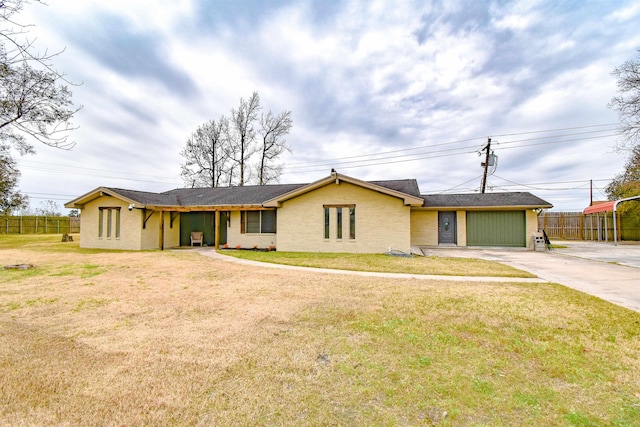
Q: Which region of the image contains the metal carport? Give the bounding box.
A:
[583,195,640,245]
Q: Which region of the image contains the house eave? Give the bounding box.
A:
[413,204,553,211]
[64,187,142,209]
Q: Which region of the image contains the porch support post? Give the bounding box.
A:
[159,210,165,250]
[214,210,220,250]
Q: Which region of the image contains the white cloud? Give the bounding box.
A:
[8,0,640,210]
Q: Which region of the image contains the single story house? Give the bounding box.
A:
[65,171,552,252]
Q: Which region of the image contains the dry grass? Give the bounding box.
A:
[1,235,639,426]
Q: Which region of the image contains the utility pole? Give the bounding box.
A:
[480,137,491,193]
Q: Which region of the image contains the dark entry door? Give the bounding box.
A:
[438,211,457,244]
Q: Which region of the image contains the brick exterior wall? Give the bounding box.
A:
[276,181,412,253]
[80,197,143,250]
[225,211,277,249]
[80,197,180,250]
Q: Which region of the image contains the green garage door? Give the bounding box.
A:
[467,211,526,247]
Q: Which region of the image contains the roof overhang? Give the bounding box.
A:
[64,187,144,210]
[263,172,424,207]
[414,205,551,211]
[148,204,269,212]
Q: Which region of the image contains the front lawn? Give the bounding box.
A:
[220,249,536,278]
[1,235,639,426]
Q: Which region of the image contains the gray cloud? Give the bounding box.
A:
[61,12,199,97]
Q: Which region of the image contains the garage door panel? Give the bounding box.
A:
[467,211,525,247]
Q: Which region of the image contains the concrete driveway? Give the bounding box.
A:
[426,241,640,312]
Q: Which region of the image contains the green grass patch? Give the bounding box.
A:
[50,263,107,278]
[0,234,126,254]
[0,266,46,282]
[205,285,640,426]
[72,297,113,312]
[221,250,535,277]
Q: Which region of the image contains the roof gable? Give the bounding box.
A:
[263,173,425,207]
[64,187,177,209]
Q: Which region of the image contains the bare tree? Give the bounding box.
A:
[0,142,28,214]
[0,0,81,154]
[609,48,640,149]
[35,199,61,216]
[180,92,293,187]
[256,110,292,185]
[229,91,261,186]
[180,117,233,187]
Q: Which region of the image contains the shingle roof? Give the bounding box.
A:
[421,192,553,208]
[103,179,422,208]
[103,188,180,206]
[369,179,421,197]
[97,184,552,210]
[162,183,307,206]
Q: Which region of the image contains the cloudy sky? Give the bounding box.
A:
[12,0,640,211]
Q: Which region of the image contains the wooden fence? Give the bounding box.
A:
[0,216,80,235]
[538,211,640,241]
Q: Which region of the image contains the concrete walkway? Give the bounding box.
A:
[425,241,640,312]
[194,248,546,283]
[192,241,640,313]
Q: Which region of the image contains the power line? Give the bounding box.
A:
[281,129,619,175]
[432,177,612,194]
[17,159,178,180]
[283,123,619,169]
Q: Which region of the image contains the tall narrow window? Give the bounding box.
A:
[336,207,342,239]
[98,208,104,238]
[115,209,121,238]
[324,207,330,239]
[349,207,356,240]
[107,209,112,238]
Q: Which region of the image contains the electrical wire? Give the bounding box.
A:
[281,126,619,174]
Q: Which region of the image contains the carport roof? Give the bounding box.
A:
[583,195,640,214]
[583,201,616,214]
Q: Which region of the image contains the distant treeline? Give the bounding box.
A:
[0,216,80,235]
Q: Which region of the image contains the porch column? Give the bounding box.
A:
[214,210,220,250]
[159,210,165,250]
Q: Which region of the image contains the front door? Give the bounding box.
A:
[438,211,457,244]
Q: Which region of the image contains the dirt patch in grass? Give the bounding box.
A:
[1,237,639,426]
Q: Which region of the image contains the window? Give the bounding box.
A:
[99,207,121,239]
[323,204,355,241]
[324,207,330,239]
[261,210,276,233]
[241,210,276,234]
[107,209,112,238]
[247,211,260,233]
[349,207,356,240]
[115,209,121,238]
